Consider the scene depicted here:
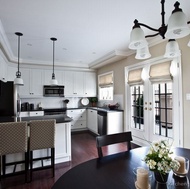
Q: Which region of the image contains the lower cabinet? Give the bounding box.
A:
[67,109,87,130]
[87,109,98,134]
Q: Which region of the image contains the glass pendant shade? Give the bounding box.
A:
[164,39,181,58]
[129,27,148,50]
[135,46,151,59]
[50,78,58,85]
[14,77,24,85]
[165,11,190,39]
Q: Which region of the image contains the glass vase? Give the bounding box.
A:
[154,171,169,183]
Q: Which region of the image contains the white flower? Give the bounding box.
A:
[144,139,180,174]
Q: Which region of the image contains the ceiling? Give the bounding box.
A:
[0,0,190,69]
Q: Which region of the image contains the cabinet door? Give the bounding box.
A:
[19,68,30,96]
[7,66,17,81]
[64,71,74,96]
[84,72,96,97]
[30,69,43,96]
[87,109,98,133]
[74,72,84,96]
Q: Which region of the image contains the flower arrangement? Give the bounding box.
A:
[144,140,180,174]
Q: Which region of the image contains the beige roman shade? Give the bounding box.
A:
[149,61,173,83]
[127,68,143,86]
[98,73,113,87]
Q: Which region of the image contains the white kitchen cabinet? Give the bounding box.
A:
[67,109,86,130]
[19,68,44,97]
[7,66,17,81]
[87,109,98,134]
[44,69,64,85]
[64,71,84,97]
[0,57,7,82]
[84,72,97,97]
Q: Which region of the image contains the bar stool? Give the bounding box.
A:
[28,119,55,182]
[0,122,28,183]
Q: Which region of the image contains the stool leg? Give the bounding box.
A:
[29,151,33,182]
[2,155,6,177]
[51,148,55,177]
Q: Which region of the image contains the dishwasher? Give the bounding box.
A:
[97,110,107,135]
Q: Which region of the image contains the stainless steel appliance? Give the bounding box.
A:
[44,108,67,115]
[97,110,107,135]
[43,85,64,97]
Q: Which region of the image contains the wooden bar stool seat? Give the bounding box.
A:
[28,119,55,182]
[0,122,28,185]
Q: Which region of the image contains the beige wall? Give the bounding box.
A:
[97,35,190,148]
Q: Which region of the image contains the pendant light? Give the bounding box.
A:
[14,32,24,85]
[50,37,58,85]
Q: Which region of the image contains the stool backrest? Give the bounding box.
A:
[96,131,133,158]
[29,119,55,151]
[0,122,28,155]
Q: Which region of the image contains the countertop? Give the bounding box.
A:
[0,114,72,124]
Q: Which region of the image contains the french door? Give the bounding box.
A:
[125,58,182,147]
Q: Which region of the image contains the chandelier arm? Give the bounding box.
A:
[145,33,160,38]
[138,22,159,32]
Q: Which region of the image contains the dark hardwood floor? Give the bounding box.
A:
[1,132,139,189]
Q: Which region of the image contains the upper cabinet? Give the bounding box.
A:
[64,71,96,97]
[7,66,17,81]
[19,68,44,97]
[0,57,7,82]
[84,72,96,97]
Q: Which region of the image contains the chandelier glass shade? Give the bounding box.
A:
[50,37,58,85]
[135,46,151,60]
[129,1,190,60]
[164,39,181,58]
[14,32,24,86]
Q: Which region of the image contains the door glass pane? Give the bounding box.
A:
[131,85,144,130]
[154,82,173,138]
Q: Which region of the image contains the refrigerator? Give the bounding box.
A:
[0,80,16,117]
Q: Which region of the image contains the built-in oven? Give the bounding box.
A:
[44,108,67,115]
[43,85,64,97]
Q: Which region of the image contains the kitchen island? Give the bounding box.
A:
[0,114,72,173]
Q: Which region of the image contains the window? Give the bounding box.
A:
[98,72,113,100]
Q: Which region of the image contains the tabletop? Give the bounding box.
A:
[52,147,190,189]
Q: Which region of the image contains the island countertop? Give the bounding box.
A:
[0,114,72,123]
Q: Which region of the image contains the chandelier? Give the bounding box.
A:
[129,0,190,59]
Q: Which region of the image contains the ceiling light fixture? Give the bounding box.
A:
[129,1,190,59]
[50,37,58,85]
[14,32,24,86]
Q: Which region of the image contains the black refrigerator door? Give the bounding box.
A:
[0,81,14,116]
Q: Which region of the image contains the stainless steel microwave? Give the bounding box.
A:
[43,85,64,97]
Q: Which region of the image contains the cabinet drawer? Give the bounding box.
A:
[71,120,86,129]
[67,109,86,114]
[29,111,44,117]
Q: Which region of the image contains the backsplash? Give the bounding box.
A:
[21,94,124,110]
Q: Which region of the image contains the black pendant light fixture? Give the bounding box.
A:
[14,32,24,85]
[50,37,58,85]
[129,1,190,59]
